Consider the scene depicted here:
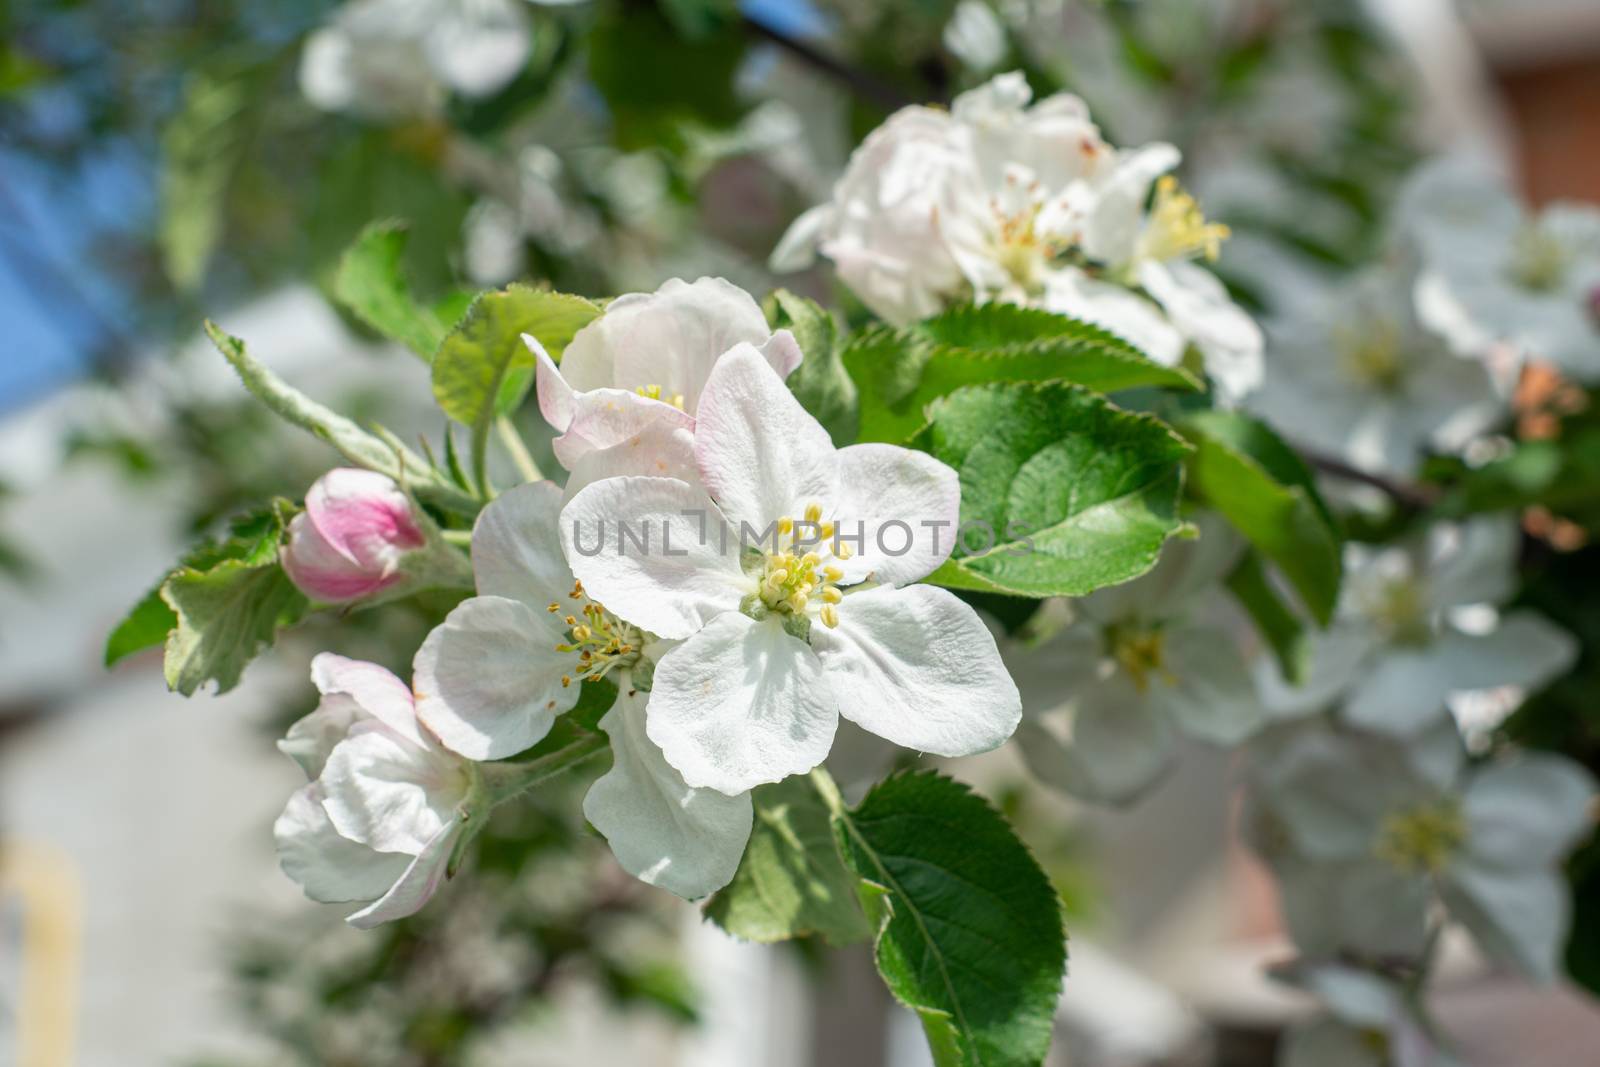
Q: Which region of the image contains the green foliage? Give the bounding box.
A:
[827,771,1067,1067]
[1179,410,1342,624]
[157,502,308,695]
[913,381,1191,598]
[765,288,859,444]
[704,776,871,946]
[333,221,454,359]
[1226,549,1309,685]
[848,304,1201,444]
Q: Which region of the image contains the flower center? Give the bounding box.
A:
[1336,317,1407,392]
[1507,225,1570,293]
[635,383,685,410]
[1138,176,1229,265]
[751,501,849,630]
[1105,622,1173,692]
[989,198,1054,294]
[548,579,642,687]
[1375,799,1465,875]
[1365,577,1434,646]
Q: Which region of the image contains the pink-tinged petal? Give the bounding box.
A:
[812,584,1020,757]
[319,723,467,855]
[282,511,402,602]
[647,612,837,795]
[830,444,960,586]
[550,388,696,471]
[470,480,577,612]
[413,595,578,759]
[305,468,426,562]
[310,653,427,749]
[278,693,365,780]
[529,334,577,433]
[275,783,411,905]
[561,476,749,639]
[346,820,460,928]
[693,344,837,530]
[561,421,699,500]
[759,329,804,381]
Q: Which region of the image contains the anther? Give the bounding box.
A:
[820,605,840,628]
[821,587,842,604]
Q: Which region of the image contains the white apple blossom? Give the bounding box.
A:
[1277,963,1462,1067]
[1257,518,1577,738]
[411,481,755,898]
[775,71,1262,399]
[1400,157,1600,377]
[561,344,1021,796]
[529,276,802,493]
[1009,515,1262,804]
[1249,264,1502,477]
[274,654,474,928]
[300,0,535,120]
[1250,720,1596,983]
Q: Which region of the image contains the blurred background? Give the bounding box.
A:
[2,0,1599,1064]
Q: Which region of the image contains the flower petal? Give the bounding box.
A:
[693,344,837,530]
[551,388,697,471]
[830,444,961,586]
[530,334,577,433]
[310,653,426,749]
[346,820,461,929]
[1442,867,1569,983]
[319,723,465,855]
[561,476,749,639]
[470,480,577,612]
[647,612,836,795]
[583,681,754,899]
[278,694,365,780]
[813,584,1020,757]
[274,783,410,904]
[413,595,578,759]
[561,420,699,500]
[1140,260,1263,399]
[1017,674,1176,804]
[1464,755,1596,869]
[1154,626,1263,745]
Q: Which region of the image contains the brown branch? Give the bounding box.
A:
[740,14,918,112]
[1301,449,1438,510]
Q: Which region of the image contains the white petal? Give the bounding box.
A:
[1442,867,1569,983]
[1082,142,1182,264]
[346,820,461,928]
[561,475,749,639]
[424,0,529,98]
[470,480,578,611]
[560,419,699,500]
[647,612,837,795]
[1464,754,1596,868]
[309,653,427,748]
[1437,612,1578,693]
[1017,676,1176,804]
[1042,269,1186,366]
[812,585,1020,757]
[1141,260,1263,399]
[1256,626,1377,720]
[413,595,577,759]
[319,723,466,855]
[1341,650,1455,737]
[279,693,365,779]
[583,682,754,899]
[550,387,697,470]
[693,344,837,530]
[1153,626,1263,745]
[770,204,833,271]
[1426,518,1519,608]
[530,333,576,432]
[274,783,409,904]
[1274,855,1429,961]
[830,444,960,586]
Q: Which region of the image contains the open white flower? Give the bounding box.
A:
[1257,518,1577,737]
[1400,157,1600,377]
[274,654,473,928]
[562,345,1021,795]
[1010,515,1261,804]
[530,277,802,492]
[1250,264,1501,477]
[1277,963,1462,1067]
[300,0,533,120]
[1251,721,1595,982]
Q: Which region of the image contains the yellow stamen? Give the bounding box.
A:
[820,604,840,628]
[804,501,823,524]
[821,587,842,604]
[1141,176,1230,263]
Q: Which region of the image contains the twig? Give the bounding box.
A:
[740,14,918,112]
[1301,449,1438,510]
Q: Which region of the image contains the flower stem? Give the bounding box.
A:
[477,732,610,808]
[809,765,847,818]
[496,416,543,483]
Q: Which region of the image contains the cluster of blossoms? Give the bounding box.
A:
[273,277,1022,917]
[775,72,1263,400]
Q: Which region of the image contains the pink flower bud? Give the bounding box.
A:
[282,469,427,603]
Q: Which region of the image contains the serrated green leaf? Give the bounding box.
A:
[1226,550,1310,685]
[204,322,477,515]
[849,304,1200,444]
[828,771,1067,1067]
[704,776,870,946]
[430,284,601,428]
[333,221,450,359]
[764,289,858,444]
[104,584,176,668]
[914,381,1191,598]
[1180,411,1342,624]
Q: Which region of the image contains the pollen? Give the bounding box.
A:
[635,383,686,410]
[552,586,644,687]
[1106,622,1175,692]
[1376,800,1466,874]
[753,499,851,629]
[820,604,840,628]
[1141,176,1230,264]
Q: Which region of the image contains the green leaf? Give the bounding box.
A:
[1180,410,1342,624]
[704,776,871,946]
[159,503,309,696]
[587,6,747,151]
[105,584,176,668]
[1225,550,1310,685]
[914,381,1191,598]
[764,289,858,444]
[826,771,1067,1067]
[848,304,1201,444]
[430,285,601,427]
[204,322,477,514]
[333,221,450,359]
[159,65,260,291]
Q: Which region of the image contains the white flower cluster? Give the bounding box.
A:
[775,72,1263,400]
[275,277,1023,918]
